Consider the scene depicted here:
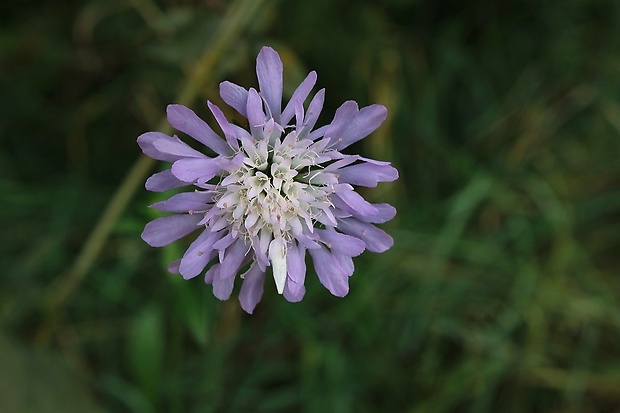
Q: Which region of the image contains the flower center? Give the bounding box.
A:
[210,132,334,246]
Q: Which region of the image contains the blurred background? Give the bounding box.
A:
[2,0,620,412]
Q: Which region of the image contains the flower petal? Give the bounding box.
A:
[283,281,305,302]
[171,157,224,182]
[232,124,253,146]
[212,232,235,251]
[335,252,355,277]
[145,169,187,192]
[323,101,359,143]
[246,88,266,137]
[332,196,397,225]
[152,136,206,159]
[204,263,218,285]
[269,237,287,294]
[309,246,349,297]
[307,124,328,141]
[281,70,317,126]
[150,191,214,213]
[137,132,181,162]
[336,162,399,187]
[179,230,221,279]
[300,88,325,139]
[238,263,265,314]
[315,228,365,257]
[207,101,239,151]
[167,259,181,274]
[337,218,394,253]
[286,243,306,294]
[166,104,231,155]
[141,214,202,247]
[355,203,397,224]
[256,46,283,122]
[212,265,234,300]
[324,154,360,171]
[219,238,248,279]
[294,100,305,129]
[334,185,379,217]
[219,81,248,117]
[331,104,388,150]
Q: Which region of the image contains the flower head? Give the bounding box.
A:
[138,46,398,313]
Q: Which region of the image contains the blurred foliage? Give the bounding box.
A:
[2,0,620,412]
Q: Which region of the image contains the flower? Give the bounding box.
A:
[138,46,398,313]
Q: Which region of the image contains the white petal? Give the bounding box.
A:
[269,237,287,294]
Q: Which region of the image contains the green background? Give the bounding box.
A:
[2,0,620,412]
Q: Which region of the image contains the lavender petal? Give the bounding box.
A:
[337,218,394,253]
[315,228,365,257]
[204,264,218,285]
[309,246,349,297]
[332,104,388,151]
[256,46,283,123]
[152,135,206,159]
[219,238,248,279]
[137,132,182,162]
[323,101,359,142]
[207,101,239,151]
[246,88,266,137]
[283,281,305,302]
[281,70,317,126]
[286,242,306,296]
[171,157,224,183]
[212,265,235,300]
[335,252,355,277]
[149,191,213,213]
[141,214,202,247]
[219,81,249,117]
[307,124,328,141]
[301,89,325,138]
[179,230,221,279]
[334,185,379,217]
[336,162,399,187]
[212,232,235,251]
[355,203,397,224]
[145,169,187,192]
[167,259,181,274]
[166,104,231,155]
[238,263,265,314]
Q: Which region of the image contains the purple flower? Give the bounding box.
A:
[138,46,398,313]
